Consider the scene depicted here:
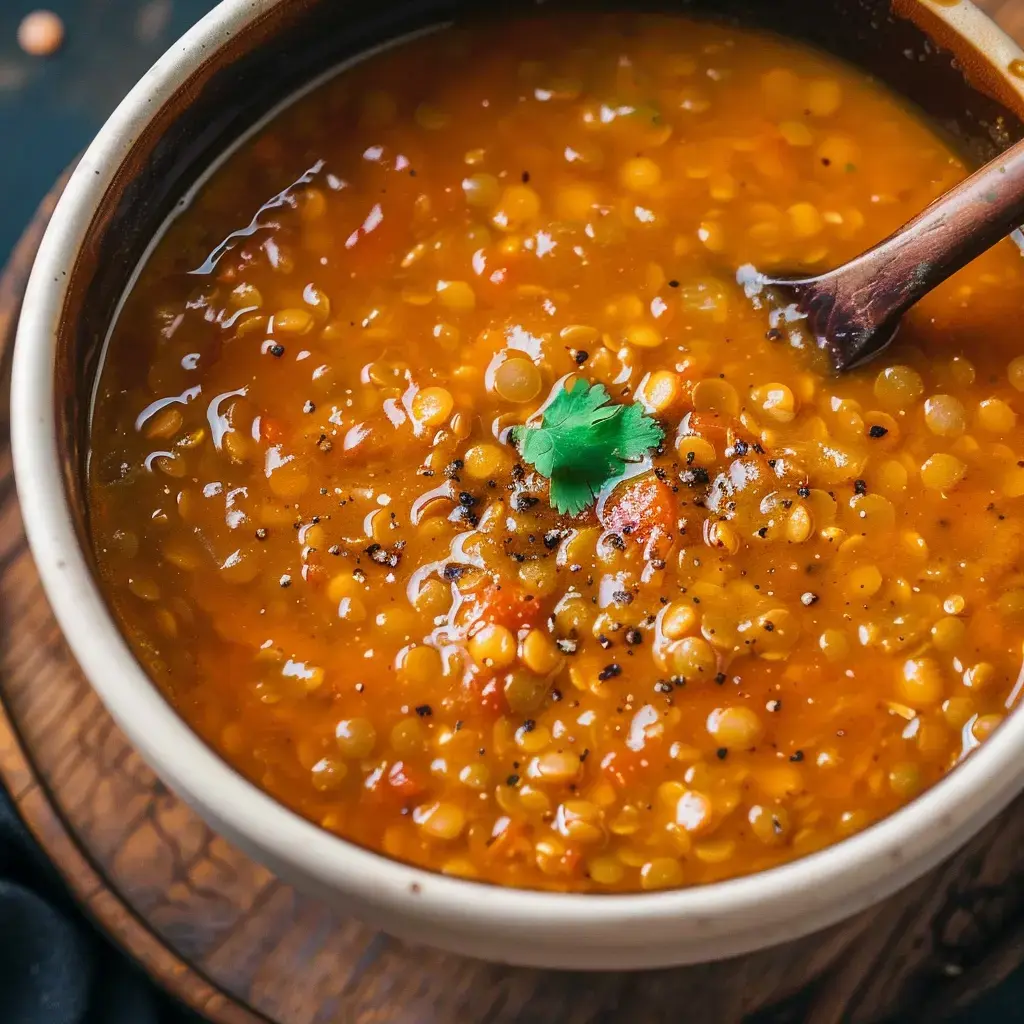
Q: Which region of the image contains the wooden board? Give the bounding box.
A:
[6,4,1024,1019]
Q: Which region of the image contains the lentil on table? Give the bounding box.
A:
[89,14,1024,892]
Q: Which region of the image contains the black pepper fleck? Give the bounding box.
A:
[365,543,401,568]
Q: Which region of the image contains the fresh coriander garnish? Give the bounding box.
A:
[510,379,664,515]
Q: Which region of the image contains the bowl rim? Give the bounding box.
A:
[12,0,1024,953]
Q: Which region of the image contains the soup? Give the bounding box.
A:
[89,14,1024,892]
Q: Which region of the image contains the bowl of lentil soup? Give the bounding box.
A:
[14,0,1024,969]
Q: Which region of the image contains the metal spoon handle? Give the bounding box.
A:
[794,136,1024,369]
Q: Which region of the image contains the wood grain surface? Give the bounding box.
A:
[5,3,1024,1021]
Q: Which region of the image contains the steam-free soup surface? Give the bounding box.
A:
[90,15,1024,892]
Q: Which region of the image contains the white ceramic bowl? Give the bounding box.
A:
[11,0,1024,969]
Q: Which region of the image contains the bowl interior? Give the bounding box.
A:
[33,0,1024,873]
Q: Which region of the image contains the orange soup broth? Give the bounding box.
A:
[89,14,1024,892]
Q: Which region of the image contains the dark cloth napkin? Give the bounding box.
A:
[0,787,199,1024]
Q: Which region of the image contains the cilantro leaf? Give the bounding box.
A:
[511,379,664,515]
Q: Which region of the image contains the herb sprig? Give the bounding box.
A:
[511,379,664,515]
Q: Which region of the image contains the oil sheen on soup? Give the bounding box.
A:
[90,15,1024,893]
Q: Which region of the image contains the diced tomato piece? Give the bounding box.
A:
[542,842,582,878]
[363,759,427,805]
[469,248,523,306]
[339,197,410,271]
[466,581,543,632]
[464,674,509,719]
[366,760,426,804]
[300,563,327,586]
[600,742,662,788]
[600,471,677,555]
[387,760,426,799]
[260,416,288,445]
[482,815,527,859]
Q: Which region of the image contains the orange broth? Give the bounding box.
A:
[89,15,1024,892]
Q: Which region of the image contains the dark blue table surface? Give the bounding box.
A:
[0,3,1022,1021]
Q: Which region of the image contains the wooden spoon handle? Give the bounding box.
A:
[799,136,1024,368]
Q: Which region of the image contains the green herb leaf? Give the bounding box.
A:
[511,379,664,515]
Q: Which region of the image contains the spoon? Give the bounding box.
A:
[744,136,1024,373]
